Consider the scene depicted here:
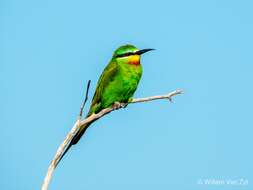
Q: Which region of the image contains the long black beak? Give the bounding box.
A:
[136,48,155,55]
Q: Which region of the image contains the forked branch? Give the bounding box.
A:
[41,84,183,190]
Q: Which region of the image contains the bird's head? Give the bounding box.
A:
[113,44,154,65]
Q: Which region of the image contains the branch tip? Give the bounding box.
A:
[79,80,91,118]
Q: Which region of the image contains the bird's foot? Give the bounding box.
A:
[121,103,128,108]
[118,98,132,109]
[112,102,126,109]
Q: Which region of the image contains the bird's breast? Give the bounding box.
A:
[120,63,142,88]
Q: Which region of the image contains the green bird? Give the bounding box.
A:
[59,44,154,164]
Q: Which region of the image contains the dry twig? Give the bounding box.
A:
[41,87,183,190]
[79,80,91,118]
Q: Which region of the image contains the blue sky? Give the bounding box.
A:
[1,0,253,189]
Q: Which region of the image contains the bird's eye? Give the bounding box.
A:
[125,52,134,56]
[116,52,133,58]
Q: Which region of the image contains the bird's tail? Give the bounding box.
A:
[56,122,91,167]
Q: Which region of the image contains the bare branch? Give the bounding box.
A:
[41,89,183,190]
[131,89,183,104]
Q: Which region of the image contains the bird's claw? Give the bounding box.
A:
[112,102,126,109]
[121,103,128,108]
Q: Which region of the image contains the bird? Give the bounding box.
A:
[58,44,154,165]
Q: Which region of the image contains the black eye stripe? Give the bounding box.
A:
[116,52,135,58]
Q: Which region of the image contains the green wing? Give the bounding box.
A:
[58,61,118,158]
[88,60,118,115]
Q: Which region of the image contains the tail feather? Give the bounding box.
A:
[56,123,91,167]
[71,123,90,145]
